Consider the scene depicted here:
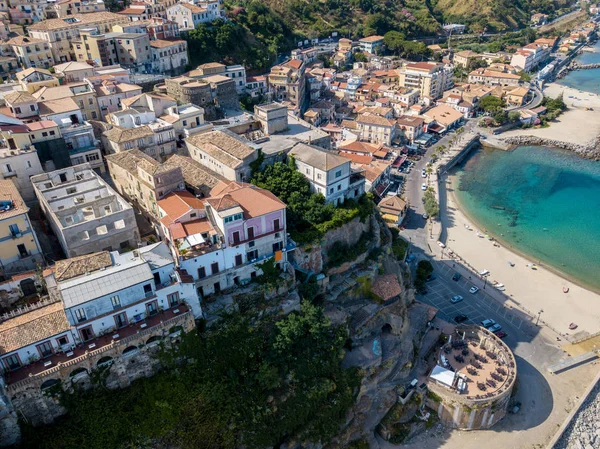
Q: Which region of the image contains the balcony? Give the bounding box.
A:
[3,304,192,389]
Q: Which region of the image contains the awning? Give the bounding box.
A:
[430,365,455,388]
[392,155,407,168]
[180,233,205,250]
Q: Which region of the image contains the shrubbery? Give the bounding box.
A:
[251,159,374,244]
[20,302,359,449]
[414,260,434,292]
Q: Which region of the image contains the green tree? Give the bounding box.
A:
[383,31,407,55]
[494,110,508,125]
[508,111,521,122]
[479,95,505,113]
[354,52,368,62]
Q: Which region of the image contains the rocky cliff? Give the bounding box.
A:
[502,135,600,160]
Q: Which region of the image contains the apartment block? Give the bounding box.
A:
[27,12,130,63]
[106,148,185,221]
[0,179,43,274]
[358,35,384,54]
[288,142,365,205]
[7,35,54,69]
[0,144,44,202]
[16,67,60,93]
[32,163,140,257]
[150,39,188,75]
[189,62,247,94]
[398,62,454,99]
[185,130,258,182]
[158,181,291,297]
[268,59,306,114]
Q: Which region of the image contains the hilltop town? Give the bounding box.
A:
[0,1,596,449]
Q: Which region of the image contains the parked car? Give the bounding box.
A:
[469,286,479,294]
[481,319,496,328]
[488,323,502,333]
[450,295,464,304]
[495,330,507,338]
[452,273,462,281]
[455,314,468,323]
[421,184,427,191]
[422,213,429,219]
[426,274,436,282]
[478,269,490,276]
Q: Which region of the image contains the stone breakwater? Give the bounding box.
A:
[501,136,600,161]
[554,377,600,449]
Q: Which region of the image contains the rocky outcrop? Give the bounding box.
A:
[554,376,600,449]
[501,135,600,160]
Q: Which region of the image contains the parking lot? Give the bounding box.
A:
[416,260,526,335]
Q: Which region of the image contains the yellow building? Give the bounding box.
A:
[16,68,60,94]
[0,179,43,274]
[7,35,55,69]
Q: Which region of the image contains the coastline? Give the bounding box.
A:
[440,171,600,337]
[447,175,600,295]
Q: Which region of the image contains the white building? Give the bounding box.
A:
[288,142,365,205]
[32,163,140,257]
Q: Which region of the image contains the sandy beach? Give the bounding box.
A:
[501,82,600,145]
[441,177,600,339]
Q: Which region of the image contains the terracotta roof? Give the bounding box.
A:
[359,35,384,42]
[186,131,255,169]
[397,115,424,128]
[38,97,79,115]
[27,12,127,31]
[339,152,373,164]
[26,120,58,131]
[4,91,36,104]
[207,182,285,218]
[338,140,381,154]
[103,125,154,143]
[469,68,520,80]
[118,7,146,14]
[424,105,464,127]
[286,59,303,70]
[341,119,358,130]
[406,62,438,71]
[362,159,391,182]
[0,179,28,220]
[150,39,186,48]
[371,274,402,301]
[7,36,47,46]
[179,3,206,12]
[54,61,93,72]
[357,113,396,127]
[105,148,175,175]
[0,302,70,355]
[158,190,204,225]
[55,251,112,281]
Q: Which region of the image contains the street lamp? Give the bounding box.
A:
[536,309,544,326]
[483,275,488,289]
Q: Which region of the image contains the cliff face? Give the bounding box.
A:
[290,213,386,275]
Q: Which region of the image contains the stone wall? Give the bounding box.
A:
[0,311,195,446]
[502,135,600,161]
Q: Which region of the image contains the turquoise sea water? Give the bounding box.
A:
[451,145,600,292]
[557,40,600,94]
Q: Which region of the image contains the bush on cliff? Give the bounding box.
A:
[19,302,359,449]
[251,159,374,244]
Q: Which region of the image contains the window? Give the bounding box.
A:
[198,266,206,279]
[49,130,55,136]
[37,341,53,358]
[273,219,280,231]
[75,308,86,323]
[211,262,219,275]
[114,312,127,328]
[41,131,48,137]
[337,184,341,191]
[247,249,258,262]
[29,104,35,112]
[4,163,11,173]
[14,107,21,114]
[235,254,243,266]
[167,292,179,307]
[26,160,32,169]
[273,241,283,252]
[3,354,20,371]
[232,231,240,244]
[335,170,342,178]
[214,282,220,294]
[66,187,77,194]
[317,173,323,180]
[96,225,108,235]
[79,326,94,342]
[146,300,158,316]
[305,168,310,174]
[110,295,121,309]
[247,227,255,239]
[114,219,125,229]
[329,188,334,194]
[17,244,27,258]
[57,336,69,347]
[143,284,153,298]
[9,224,19,236]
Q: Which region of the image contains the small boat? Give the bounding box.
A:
[569,323,578,330]
[494,283,505,289]
[563,287,569,293]
[496,286,506,291]
[508,261,515,267]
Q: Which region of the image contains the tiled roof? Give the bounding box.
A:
[163,154,225,195]
[38,98,79,115]
[338,140,381,154]
[370,274,402,301]
[26,120,58,131]
[54,61,93,72]
[357,113,396,127]
[179,3,206,12]
[4,91,36,104]
[27,12,127,31]
[185,131,255,169]
[7,36,46,46]
[207,182,285,218]
[289,142,349,171]
[0,179,28,220]
[0,302,70,355]
[159,191,204,227]
[150,39,186,48]
[105,148,174,175]
[359,35,384,42]
[55,251,112,281]
[103,125,154,143]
